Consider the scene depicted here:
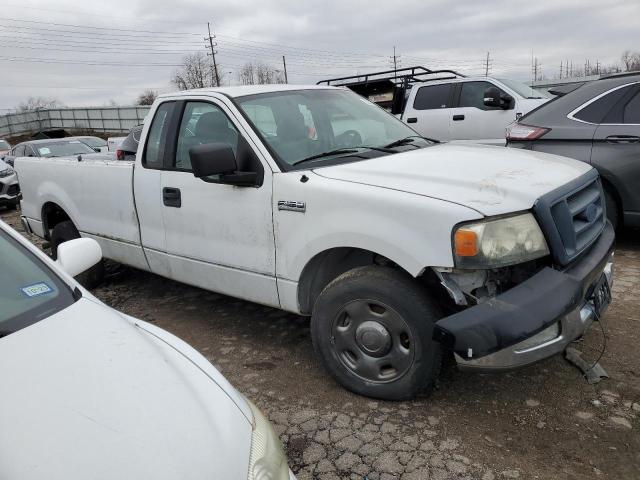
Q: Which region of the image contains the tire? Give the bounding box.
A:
[50,220,104,289]
[6,202,17,210]
[604,188,619,230]
[311,265,443,400]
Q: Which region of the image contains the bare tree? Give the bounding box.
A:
[18,96,61,111]
[172,52,225,89]
[137,89,158,105]
[621,50,640,72]
[238,62,285,85]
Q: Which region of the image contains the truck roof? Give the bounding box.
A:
[159,84,338,99]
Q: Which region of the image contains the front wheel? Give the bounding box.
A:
[51,220,104,289]
[311,266,442,400]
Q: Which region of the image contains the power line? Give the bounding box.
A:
[0,16,203,36]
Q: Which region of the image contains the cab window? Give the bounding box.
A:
[412,84,452,110]
[175,102,239,171]
[143,102,175,168]
[459,81,508,110]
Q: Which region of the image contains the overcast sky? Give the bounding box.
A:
[0,0,638,110]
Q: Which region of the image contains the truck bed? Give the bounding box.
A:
[16,156,148,269]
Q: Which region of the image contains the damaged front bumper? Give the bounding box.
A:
[433,221,615,371]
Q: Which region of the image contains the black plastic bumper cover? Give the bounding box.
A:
[433,221,615,359]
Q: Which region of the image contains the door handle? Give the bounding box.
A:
[452,114,465,121]
[162,187,181,208]
[406,117,417,123]
[605,135,640,144]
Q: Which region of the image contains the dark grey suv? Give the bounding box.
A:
[506,72,640,229]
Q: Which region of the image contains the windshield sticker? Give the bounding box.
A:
[38,147,51,155]
[21,282,54,298]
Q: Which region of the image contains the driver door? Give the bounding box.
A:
[449,81,514,145]
[159,98,279,307]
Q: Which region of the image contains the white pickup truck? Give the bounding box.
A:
[17,85,614,400]
[319,67,550,145]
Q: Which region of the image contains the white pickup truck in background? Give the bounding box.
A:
[319,66,550,145]
[16,84,614,400]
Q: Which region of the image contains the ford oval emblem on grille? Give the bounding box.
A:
[579,203,599,223]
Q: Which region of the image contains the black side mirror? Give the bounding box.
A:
[189,143,258,186]
[483,87,513,109]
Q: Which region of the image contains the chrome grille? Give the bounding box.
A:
[534,170,606,266]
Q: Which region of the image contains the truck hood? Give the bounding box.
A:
[516,97,549,115]
[0,298,252,480]
[313,144,592,216]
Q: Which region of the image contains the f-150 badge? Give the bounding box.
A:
[278,200,306,213]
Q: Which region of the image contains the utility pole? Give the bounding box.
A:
[559,60,563,79]
[205,22,220,87]
[532,57,540,82]
[282,55,288,83]
[390,46,400,81]
[484,51,492,76]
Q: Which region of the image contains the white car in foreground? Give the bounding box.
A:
[0,220,295,480]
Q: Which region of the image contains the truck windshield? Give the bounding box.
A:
[0,228,76,337]
[236,89,431,169]
[497,79,550,99]
[35,140,96,157]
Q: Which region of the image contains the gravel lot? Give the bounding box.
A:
[3,206,638,480]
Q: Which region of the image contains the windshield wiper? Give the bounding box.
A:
[383,136,423,149]
[292,148,360,166]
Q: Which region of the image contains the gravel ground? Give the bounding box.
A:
[2,206,638,480]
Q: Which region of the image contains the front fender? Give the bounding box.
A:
[273,171,483,281]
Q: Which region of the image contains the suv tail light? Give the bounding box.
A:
[116,149,125,160]
[506,123,550,141]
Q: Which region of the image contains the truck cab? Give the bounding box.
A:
[402,76,549,145]
[319,67,550,145]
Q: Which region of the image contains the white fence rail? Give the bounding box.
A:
[0,106,151,137]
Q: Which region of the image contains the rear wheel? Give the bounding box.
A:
[604,188,619,230]
[50,220,104,289]
[311,266,442,400]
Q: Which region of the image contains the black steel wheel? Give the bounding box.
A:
[311,266,442,400]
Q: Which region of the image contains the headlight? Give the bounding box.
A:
[453,212,549,268]
[246,399,290,480]
[0,166,14,177]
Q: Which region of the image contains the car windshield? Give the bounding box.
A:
[0,227,76,337]
[0,140,10,149]
[78,137,107,148]
[236,89,432,169]
[35,140,96,157]
[497,79,550,99]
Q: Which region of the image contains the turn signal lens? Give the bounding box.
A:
[454,229,478,257]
